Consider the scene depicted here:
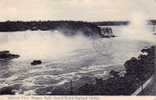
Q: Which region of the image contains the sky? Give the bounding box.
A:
[0,0,156,21]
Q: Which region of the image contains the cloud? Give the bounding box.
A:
[0,0,155,21]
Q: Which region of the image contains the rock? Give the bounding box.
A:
[0,86,15,95]
[0,50,20,60]
[31,60,42,65]
[109,70,120,78]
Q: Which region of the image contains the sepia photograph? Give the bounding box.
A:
[0,0,155,96]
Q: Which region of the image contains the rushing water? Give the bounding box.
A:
[0,26,155,95]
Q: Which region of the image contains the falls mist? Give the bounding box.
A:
[0,31,92,60]
[121,13,155,44]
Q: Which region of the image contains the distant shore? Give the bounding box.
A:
[0,21,101,38]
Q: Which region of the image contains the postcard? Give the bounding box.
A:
[0,0,155,100]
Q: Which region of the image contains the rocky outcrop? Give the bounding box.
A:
[0,51,20,60]
[31,60,42,65]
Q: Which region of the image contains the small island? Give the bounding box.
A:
[0,51,20,60]
[31,60,42,65]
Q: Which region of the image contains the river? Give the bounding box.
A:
[0,26,154,95]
